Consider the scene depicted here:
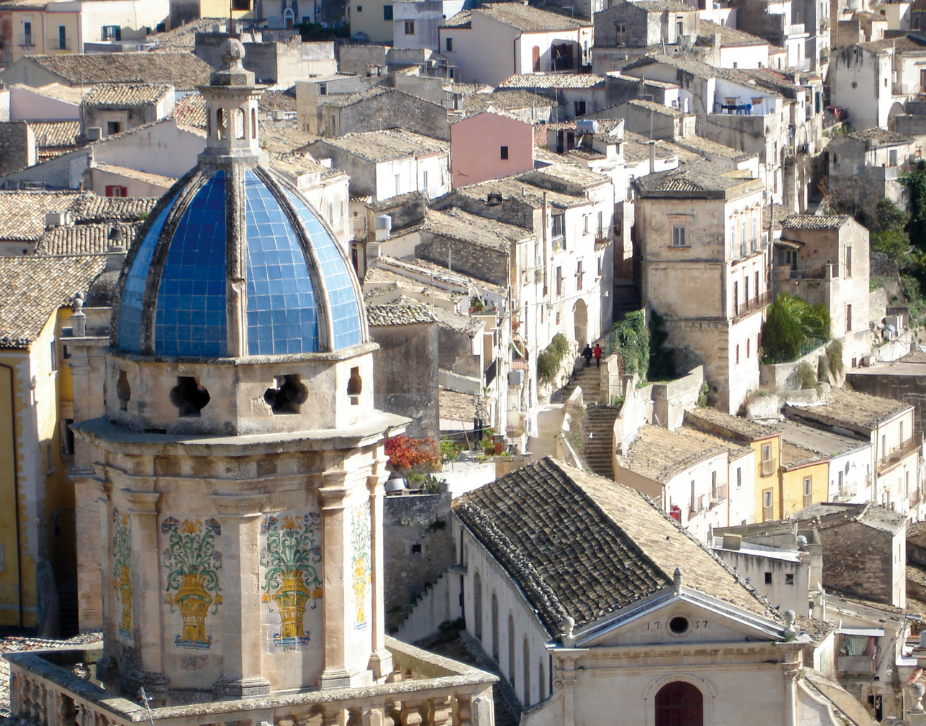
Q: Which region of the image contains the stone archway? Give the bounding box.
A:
[573,299,588,346]
[655,681,703,726]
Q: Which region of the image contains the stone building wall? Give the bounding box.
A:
[369,320,440,441]
[0,122,35,177]
[815,520,896,605]
[324,91,450,140]
[415,236,509,287]
[383,491,454,621]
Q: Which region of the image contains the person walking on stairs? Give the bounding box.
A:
[582,344,593,368]
[593,343,602,368]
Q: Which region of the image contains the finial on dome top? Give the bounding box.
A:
[221,38,246,71]
[208,37,254,87]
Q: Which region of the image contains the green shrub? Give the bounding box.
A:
[797,361,817,389]
[826,340,845,378]
[762,294,831,364]
[440,437,461,464]
[537,333,571,384]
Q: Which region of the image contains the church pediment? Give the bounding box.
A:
[577,588,784,648]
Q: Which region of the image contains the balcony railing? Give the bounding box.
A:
[780,263,840,281]
[837,653,876,674]
[761,458,776,477]
[878,435,921,472]
[763,504,774,521]
[5,637,497,726]
[733,291,771,321]
[788,23,806,34]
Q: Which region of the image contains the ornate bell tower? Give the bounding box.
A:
[76,39,406,703]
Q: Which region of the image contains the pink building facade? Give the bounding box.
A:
[450,110,533,188]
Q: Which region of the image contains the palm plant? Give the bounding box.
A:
[762,294,831,364]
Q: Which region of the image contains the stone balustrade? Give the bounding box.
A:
[5,637,497,726]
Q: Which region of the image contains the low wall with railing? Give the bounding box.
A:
[759,342,828,391]
[5,637,497,726]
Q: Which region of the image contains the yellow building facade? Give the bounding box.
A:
[778,446,830,519]
[0,255,105,630]
[751,432,782,523]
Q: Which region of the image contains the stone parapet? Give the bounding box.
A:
[5,637,497,726]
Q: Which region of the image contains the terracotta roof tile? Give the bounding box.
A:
[81,83,172,106]
[34,222,140,256]
[0,255,107,348]
[476,3,588,31]
[498,73,605,89]
[366,302,436,326]
[455,457,775,635]
[13,52,212,91]
[781,214,851,230]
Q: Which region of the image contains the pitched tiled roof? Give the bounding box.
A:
[477,3,588,31]
[148,17,227,50]
[674,135,756,162]
[442,9,473,27]
[15,52,212,91]
[323,86,393,108]
[847,127,914,148]
[0,191,82,242]
[29,121,82,153]
[455,458,775,635]
[781,214,851,230]
[498,73,605,89]
[621,425,741,482]
[9,82,83,105]
[631,0,697,11]
[461,90,554,115]
[81,83,172,107]
[699,20,770,47]
[685,407,779,441]
[423,207,532,250]
[92,163,176,188]
[366,302,436,326]
[310,129,448,163]
[624,98,686,117]
[634,160,762,196]
[623,131,677,163]
[174,92,207,128]
[786,388,911,431]
[69,195,159,224]
[34,222,140,256]
[0,255,107,348]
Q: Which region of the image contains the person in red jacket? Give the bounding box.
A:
[593,343,602,368]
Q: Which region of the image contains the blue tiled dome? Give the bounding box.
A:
[114,166,365,358]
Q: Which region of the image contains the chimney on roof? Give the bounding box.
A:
[105,225,127,272]
[648,140,656,174]
[45,211,69,229]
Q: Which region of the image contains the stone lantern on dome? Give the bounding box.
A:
[74,38,407,702]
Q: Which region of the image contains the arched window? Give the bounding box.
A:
[507,613,516,686]
[491,593,499,661]
[538,659,546,701]
[523,638,531,706]
[655,681,703,726]
[235,108,245,139]
[473,572,482,640]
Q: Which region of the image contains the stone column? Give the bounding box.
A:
[212,492,270,698]
[121,489,168,697]
[367,449,392,679]
[319,470,352,689]
[783,657,801,726]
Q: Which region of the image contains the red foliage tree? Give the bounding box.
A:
[384,435,440,472]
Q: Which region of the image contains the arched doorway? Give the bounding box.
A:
[655,681,703,726]
[283,7,295,28]
[573,299,588,346]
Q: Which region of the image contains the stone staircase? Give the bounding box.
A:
[551,357,620,480]
[584,405,620,480]
[552,359,603,404]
